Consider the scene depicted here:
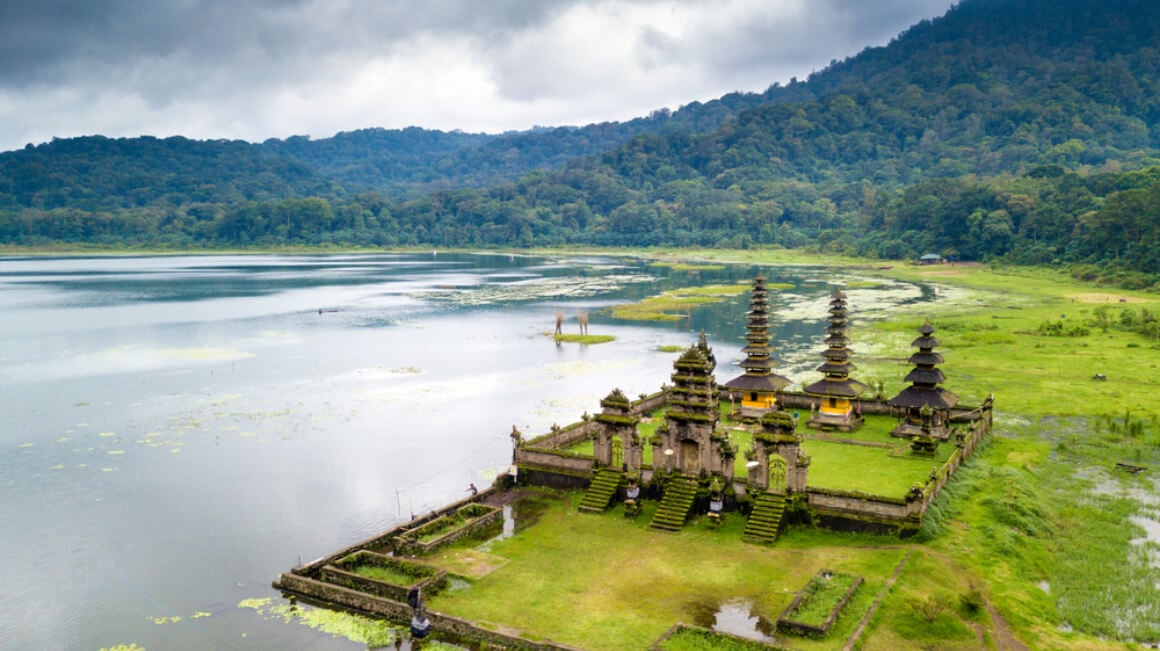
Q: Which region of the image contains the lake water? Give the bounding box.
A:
[0,253,933,649]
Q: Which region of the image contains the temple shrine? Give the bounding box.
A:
[803,289,868,431]
[723,274,791,420]
[888,321,959,440]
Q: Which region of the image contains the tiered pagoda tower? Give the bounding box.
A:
[652,343,733,480]
[888,322,959,440]
[804,289,868,431]
[724,274,791,420]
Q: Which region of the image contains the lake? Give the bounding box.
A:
[0,252,934,649]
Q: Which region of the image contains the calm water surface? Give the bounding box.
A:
[0,253,932,649]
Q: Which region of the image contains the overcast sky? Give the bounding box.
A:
[0,0,957,153]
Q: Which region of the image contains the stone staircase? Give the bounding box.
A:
[649,476,699,532]
[743,492,786,544]
[578,469,623,513]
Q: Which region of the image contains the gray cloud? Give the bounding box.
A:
[0,0,955,151]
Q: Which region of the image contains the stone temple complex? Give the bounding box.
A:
[275,275,994,647]
[513,276,992,539]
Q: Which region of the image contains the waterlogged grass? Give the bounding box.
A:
[239,597,400,647]
[426,491,906,651]
[552,333,616,344]
[649,261,728,272]
[610,284,749,321]
[916,418,1160,646]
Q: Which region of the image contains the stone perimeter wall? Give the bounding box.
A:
[517,391,995,533]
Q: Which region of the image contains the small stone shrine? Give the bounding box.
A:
[593,388,642,471]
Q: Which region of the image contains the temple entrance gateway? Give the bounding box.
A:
[611,438,624,469]
[680,440,699,473]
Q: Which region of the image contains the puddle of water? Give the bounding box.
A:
[689,598,777,643]
[477,495,552,551]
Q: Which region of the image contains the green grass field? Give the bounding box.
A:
[427,491,909,651]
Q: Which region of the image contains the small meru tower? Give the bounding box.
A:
[888,321,958,440]
[804,289,867,431]
[724,274,791,419]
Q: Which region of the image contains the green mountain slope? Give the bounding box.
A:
[1,0,1158,281]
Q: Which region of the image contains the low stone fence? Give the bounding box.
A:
[320,551,447,602]
[523,419,597,450]
[293,487,499,576]
[393,503,501,556]
[275,573,584,651]
[804,396,993,534]
[776,570,863,637]
[632,389,668,416]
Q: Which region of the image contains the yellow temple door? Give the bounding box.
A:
[611,438,624,469]
[680,440,699,474]
[768,455,787,493]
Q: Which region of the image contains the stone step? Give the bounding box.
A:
[743,493,787,544]
[649,477,699,532]
[578,470,623,513]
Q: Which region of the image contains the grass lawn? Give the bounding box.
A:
[350,564,420,586]
[803,438,951,497]
[427,491,909,651]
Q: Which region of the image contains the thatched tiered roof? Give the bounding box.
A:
[725,274,791,394]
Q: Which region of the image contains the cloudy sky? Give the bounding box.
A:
[0,0,957,153]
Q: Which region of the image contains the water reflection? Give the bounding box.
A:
[688,597,778,643]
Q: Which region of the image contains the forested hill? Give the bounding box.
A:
[2,0,1159,284]
[0,85,778,209]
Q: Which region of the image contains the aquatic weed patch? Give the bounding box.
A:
[238,597,400,647]
[609,284,748,321]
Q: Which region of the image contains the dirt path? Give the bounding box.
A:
[842,548,913,651]
[985,599,1028,651]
